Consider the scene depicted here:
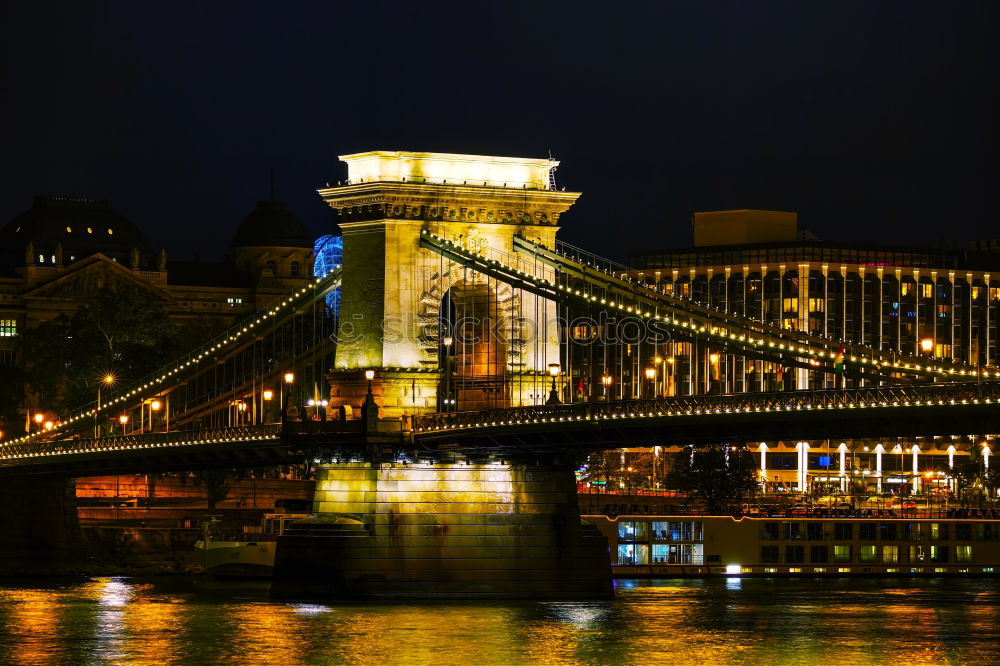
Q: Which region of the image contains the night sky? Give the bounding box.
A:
[1,1,996,262]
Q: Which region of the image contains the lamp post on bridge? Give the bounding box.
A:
[95,374,116,438]
[440,335,455,412]
[601,373,613,401]
[262,389,274,424]
[362,369,379,435]
[281,372,295,428]
[546,363,561,405]
[644,366,656,399]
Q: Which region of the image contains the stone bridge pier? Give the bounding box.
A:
[271,458,612,599]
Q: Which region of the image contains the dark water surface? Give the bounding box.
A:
[0,577,997,664]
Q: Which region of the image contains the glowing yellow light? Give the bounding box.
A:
[284,372,295,384]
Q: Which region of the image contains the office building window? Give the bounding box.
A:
[0,319,16,337]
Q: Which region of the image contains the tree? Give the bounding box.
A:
[665,444,758,515]
[22,287,177,410]
[580,450,618,491]
[0,365,26,435]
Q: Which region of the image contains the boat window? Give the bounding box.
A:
[782,523,801,540]
[617,543,649,565]
[617,521,649,541]
[785,545,805,563]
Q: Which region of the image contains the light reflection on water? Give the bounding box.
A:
[0,577,997,664]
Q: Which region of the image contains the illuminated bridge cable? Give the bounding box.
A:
[416,229,985,383]
[513,234,983,380]
[3,267,342,447]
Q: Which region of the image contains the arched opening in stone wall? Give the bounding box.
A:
[438,284,509,411]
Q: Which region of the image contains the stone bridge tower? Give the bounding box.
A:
[318,151,581,417]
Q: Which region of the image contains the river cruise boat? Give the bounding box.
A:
[194,513,308,578]
[583,514,1000,577]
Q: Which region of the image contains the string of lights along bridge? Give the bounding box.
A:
[2,151,997,468]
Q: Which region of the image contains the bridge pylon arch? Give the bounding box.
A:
[318,151,581,418]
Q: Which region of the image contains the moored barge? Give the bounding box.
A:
[584,514,1000,577]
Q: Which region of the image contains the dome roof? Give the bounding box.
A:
[0,196,151,265]
[230,201,313,249]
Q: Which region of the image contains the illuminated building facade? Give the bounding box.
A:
[583,209,1000,494]
[0,195,315,434]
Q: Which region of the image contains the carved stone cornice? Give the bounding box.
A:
[317,182,581,226]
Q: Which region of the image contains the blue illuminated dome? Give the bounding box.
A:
[313,234,342,315]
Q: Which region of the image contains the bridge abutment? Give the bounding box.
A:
[271,459,612,599]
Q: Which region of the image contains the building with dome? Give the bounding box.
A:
[0,196,317,432]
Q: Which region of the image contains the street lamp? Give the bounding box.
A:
[95,374,116,437]
[118,414,129,434]
[546,363,561,405]
[281,372,295,425]
[920,338,934,354]
[709,353,720,394]
[144,398,162,433]
[362,369,378,434]
[644,367,656,398]
[601,373,613,401]
[262,389,274,424]
[441,336,454,412]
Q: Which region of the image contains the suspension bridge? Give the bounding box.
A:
[2,150,997,599]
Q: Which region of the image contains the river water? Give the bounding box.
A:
[0,577,997,664]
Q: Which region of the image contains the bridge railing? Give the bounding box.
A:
[0,424,283,462]
[412,382,1000,433]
